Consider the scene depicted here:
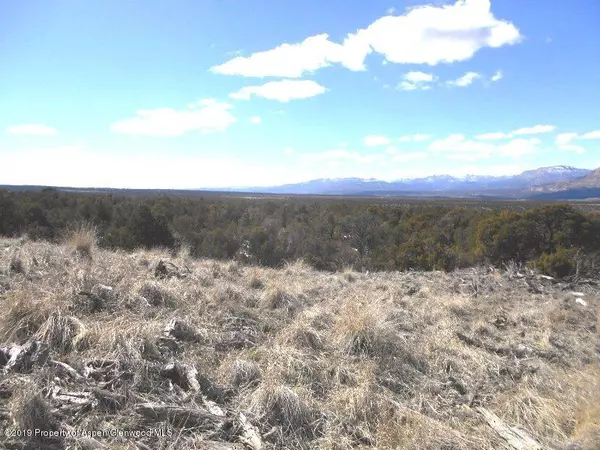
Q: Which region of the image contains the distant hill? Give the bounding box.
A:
[2,165,596,199]
[241,166,592,197]
[531,168,600,194]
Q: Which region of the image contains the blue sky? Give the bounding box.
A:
[1,0,600,188]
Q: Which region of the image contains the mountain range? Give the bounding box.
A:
[236,166,598,198]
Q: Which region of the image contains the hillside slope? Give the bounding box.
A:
[532,168,600,193]
[0,239,599,449]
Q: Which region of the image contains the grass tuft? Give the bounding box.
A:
[67,223,97,259]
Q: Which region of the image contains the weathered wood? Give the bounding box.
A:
[476,407,543,450]
[456,332,511,356]
[135,402,227,429]
[91,387,128,411]
[235,412,263,450]
[49,359,85,381]
[161,362,201,392]
[197,442,242,450]
[1,340,50,373]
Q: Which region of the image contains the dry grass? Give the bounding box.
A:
[0,237,598,449]
[66,223,97,259]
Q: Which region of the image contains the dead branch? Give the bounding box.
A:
[476,407,543,450]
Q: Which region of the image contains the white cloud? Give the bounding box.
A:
[398,134,431,142]
[229,80,326,102]
[555,131,599,154]
[110,99,236,136]
[513,124,556,135]
[284,147,295,154]
[475,132,512,140]
[250,116,262,125]
[404,71,434,83]
[475,125,556,140]
[555,133,584,154]
[364,135,392,146]
[491,70,503,82]
[398,71,436,90]
[6,124,59,136]
[581,130,600,139]
[211,33,370,78]
[448,71,482,87]
[210,0,521,78]
[429,134,541,161]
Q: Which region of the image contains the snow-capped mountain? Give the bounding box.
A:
[238,166,593,196]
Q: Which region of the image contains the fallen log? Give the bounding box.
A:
[476,407,543,450]
[135,402,227,429]
[49,359,85,382]
[456,332,511,356]
[91,387,128,411]
[234,412,262,450]
[161,362,201,392]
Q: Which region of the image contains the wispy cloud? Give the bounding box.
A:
[250,116,262,125]
[447,72,482,87]
[6,124,59,136]
[229,80,326,102]
[555,130,600,154]
[429,134,541,161]
[475,125,556,140]
[397,71,436,91]
[513,125,556,135]
[110,99,236,136]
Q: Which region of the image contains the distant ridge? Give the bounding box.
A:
[237,166,593,196]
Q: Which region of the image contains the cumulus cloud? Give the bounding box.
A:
[6,124,59,136]
[398,71,436,90]
[110,99,237,136]
[581,130,600,139]
[447,71,482,87]
[211,0,521,78]
[364,135,392,146]
[229,80,326,102]
[429,134,541,161]
[513,124,556,135]
[211,33,370,78]
[555,130,600,153]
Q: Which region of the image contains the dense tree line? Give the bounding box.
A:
[1,188,599,277]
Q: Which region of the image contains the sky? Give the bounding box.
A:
[1,0,600,189]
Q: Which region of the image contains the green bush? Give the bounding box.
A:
[536,247,576,278]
